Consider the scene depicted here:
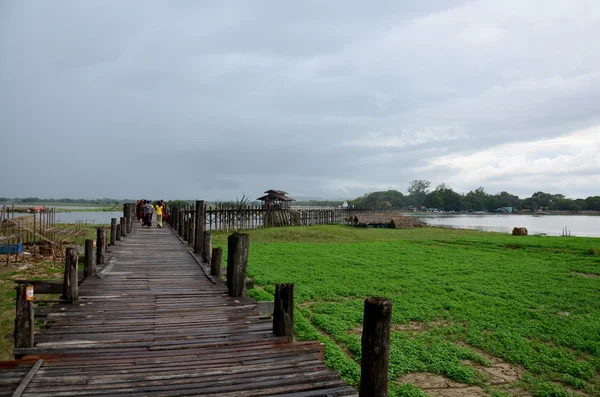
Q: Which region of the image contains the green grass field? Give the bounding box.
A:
[214,226,600,396]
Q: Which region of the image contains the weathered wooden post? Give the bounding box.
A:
[122,204,129,235]
[84,239,96,278]
[202,231,212,263]
[227,232,249,297]
[96,227,105,265]
[116,224,121,241]
[128,203,134,233]
[14,284,34,349]
[173,207,179,230]
[120,216,126,237]
[110,218,117,246]
[359,297,392,397]
[62,247,79,301]
[188,217,194,247]
[183,217,189,242]
[273,283,294,339]
[178,211,184,236]
[194,200,206,256]
[211,247,222,277]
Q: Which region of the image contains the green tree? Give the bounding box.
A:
[585,196,600,211]
[425,184,462,211]
[407,180,431,207]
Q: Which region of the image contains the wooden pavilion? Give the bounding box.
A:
[257,190,295,209]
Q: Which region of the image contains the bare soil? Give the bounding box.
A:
[397,341,531,396]
[398,372,489,396]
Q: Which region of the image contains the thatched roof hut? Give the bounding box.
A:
[348,214,428,229]
[390,217,427,229]
[351,214,393,228]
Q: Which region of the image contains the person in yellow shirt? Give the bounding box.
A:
[154,201,164,228]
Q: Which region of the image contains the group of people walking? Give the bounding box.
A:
[136,200,168,228]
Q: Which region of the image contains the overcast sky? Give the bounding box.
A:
[1,1,599,201]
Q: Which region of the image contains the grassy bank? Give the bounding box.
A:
[213,225,600,396]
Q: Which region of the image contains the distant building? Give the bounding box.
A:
[257,190,295,209]
[342,201,349,208]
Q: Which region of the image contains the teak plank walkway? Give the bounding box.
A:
[4,222,357,396]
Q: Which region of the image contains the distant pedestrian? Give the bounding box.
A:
[136,200,143,223]
[143,200,153,227]
[155,200,164,228]
[161,200,168,222]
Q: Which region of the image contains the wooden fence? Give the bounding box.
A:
[164,203,407,233]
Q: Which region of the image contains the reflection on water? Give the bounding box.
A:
[417,214,600,237]
[56,211,123,225]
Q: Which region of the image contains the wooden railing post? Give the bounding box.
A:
[122,204,129,235]
[120,216,126,237]
[188,216,194,247]
[103,228,108,254]
[62,247,79,301]
[116,224,121,241]
[84,239,96,278]
[14,284,34,349]
[211,247,222,277]
[202,231,212,263]
[227,232,249,297]
[178,211,184,236]
[273,283,294,339]
[96,227,105,265]
[359,297,392,397]
[183,217,189,241]
[194,200,205,256]
[110,218,117,246]
[129,203,134,232]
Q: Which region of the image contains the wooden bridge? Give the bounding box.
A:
[1,214,358,396]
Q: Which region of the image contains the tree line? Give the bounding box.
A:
[349,180,600,212]
[0,197,122,205]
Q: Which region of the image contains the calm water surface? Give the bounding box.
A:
[418,214,600,237]
[56,211,123,224]
[53,211,599,237]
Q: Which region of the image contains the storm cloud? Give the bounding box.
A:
[1,1,599,200]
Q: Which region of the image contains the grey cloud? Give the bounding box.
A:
[1,0,599,200]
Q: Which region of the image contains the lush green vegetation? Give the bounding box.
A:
[214,225,600,396]
[350,180,600,212]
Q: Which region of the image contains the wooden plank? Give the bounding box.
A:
[11,359,43,397]
[2,219,355,396]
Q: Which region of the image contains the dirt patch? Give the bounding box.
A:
[398,373,489,396]
[0,261,30,275]
[573,272,598,278]
[462,359,523,385]
[394,319,455,332]
[393,321,430,332]
[298,300,315,309]
[458,342,530,395]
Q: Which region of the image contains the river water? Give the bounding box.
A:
[55,211,123,225]
[52,211,600,237]
[418,214,600,237]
